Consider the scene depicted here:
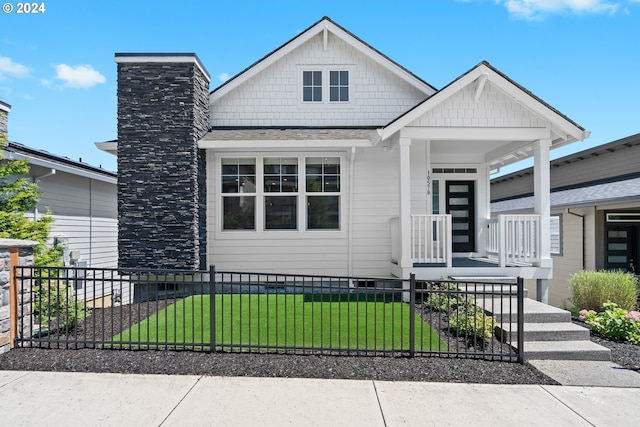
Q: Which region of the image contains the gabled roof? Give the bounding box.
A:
[492,176,640,213]
[3,141,117,183]
[377,61,589,146]
[209,16,437,102]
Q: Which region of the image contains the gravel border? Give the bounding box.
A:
[1,307,637,384]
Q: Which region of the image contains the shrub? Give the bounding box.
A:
[424,282,464,312]
[33,282,88,330]
[584,302,640,345]
[569,270,638,311]
[448,303,496,340]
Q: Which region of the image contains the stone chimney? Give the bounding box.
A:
[116,54,210,270]
[0,101,10,139]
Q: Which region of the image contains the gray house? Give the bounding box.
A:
[1,101,120,305]
[491,132,640,308]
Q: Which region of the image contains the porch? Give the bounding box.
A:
[390,214,551,281]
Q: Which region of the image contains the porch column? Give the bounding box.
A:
[534,138,552,303]
[399,137,413,270]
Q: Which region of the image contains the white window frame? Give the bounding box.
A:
[215,152,347,240]
[550,214,562,256]
[299,66,353,105]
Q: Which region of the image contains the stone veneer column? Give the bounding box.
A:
[0,100,10,138]
[0,239,37,353]
[116,54,210,270]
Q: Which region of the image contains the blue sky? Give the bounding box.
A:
[1,0,639,174]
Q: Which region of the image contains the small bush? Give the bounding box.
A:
[569,270,638,311]
[449,303,496,340]
[424,282,464,312]
[34,282,88,330]
[583,302,640,345]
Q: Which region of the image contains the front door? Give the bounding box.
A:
[446,181,475,252]
[606,225,639,273]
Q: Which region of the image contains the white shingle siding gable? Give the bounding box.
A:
[210,32,428,127]
[408,83,546,128]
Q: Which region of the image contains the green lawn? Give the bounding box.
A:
[112,294,448,351]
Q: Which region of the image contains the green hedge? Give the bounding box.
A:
[569,270,638,311]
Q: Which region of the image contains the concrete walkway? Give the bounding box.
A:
[2,370,640,426]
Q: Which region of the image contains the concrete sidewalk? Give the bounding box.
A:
[1,371,639,426]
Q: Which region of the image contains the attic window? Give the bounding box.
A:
[329,71,349,102]
[303,71,322,102]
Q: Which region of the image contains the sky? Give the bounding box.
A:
[1,0,639,175]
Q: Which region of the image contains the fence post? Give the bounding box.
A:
[517,276,525,364]
[209,265,216,353]
[409,273,416,358]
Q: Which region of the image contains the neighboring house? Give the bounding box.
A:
[98,17,589,302]
[2,108,121,305]
[491,132,640,308]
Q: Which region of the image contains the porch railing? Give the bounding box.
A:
[411,215,452,266]
[487,215,541,267]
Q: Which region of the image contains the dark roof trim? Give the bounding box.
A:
[210,125,378,131]
[4,141,117,177]
[0,100,10,112]
[210,16,437,96]
[492,132,640,184]
[491,171,640,204]
[115,52,211,82]
[383,60,585,131]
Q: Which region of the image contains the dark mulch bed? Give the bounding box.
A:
[1,300,637,384]
[571,319,640,371]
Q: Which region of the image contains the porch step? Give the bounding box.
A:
[514,340,612,361]
[451,276,528,299]
[496,321,591,342]
[481,297,571,323]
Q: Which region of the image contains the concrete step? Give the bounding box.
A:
[517,340,611,361]
[496,321,591,342]
[479,297,571,323]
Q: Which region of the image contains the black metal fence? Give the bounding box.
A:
[13,266,524,362]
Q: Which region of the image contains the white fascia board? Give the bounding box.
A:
[209,24,324,103]
[115,54,211,83]
[3,150,116,184]
[400,126,551,141]
[210,18,435,104]
[198,139,372,150]
[95,141,117,155]
[483,64,588,142]
[326,23,436,97]
[0,100,10,113]
[379,67,484,142]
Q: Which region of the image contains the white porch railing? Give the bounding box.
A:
[487,215,541,267]
[390,215,452,266]
[411,214,452,266]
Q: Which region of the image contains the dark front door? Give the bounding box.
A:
[606,225,639,273]
[446,181,475,253]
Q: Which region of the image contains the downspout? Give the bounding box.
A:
[89,178,93,267]
[567,209,585,270]
[348,146,356,277]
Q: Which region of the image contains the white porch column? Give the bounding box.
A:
[534,138,552,303]
[399,137,413,270]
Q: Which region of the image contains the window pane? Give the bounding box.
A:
[222,158,256,194]
[330,71,338,85]
[313,87,322,101]
[306,176,323,192]
[340,87,349,102]
[265,196,297,230]
[264,158,298,193]
[307,196,339,230]
[330,87,339,102]
[323,176,340,192]
[313,71,322,84]
[282,175,298,192]
[303,71,312,85]
[223,196,255,230]
[340,71,348,83]
[303,87,312,102]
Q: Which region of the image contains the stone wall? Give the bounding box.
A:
[116,56,210,270]
[0,240,36,354]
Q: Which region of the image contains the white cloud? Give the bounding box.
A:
[0,56,30,80]
[54,64,106,88]
[218,72,230,82]
[495,0,623,19]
